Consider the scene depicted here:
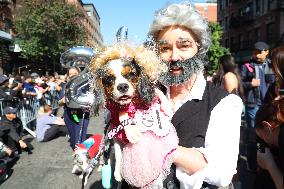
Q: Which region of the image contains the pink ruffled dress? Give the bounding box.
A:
[107,98,179,188]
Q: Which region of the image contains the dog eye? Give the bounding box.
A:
[102,76,115,86]
[125,71,137,79]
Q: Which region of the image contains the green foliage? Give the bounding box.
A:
[14,0,87,64]
[207,22,230,75]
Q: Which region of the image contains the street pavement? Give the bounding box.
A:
[1,112,106,189]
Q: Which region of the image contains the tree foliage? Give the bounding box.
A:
[207,22,230,75]
[14,0,87,64]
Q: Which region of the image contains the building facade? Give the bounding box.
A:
[218,0,284,62]
[83,3,103,48]
[0,0,16,74]
[195,2,217,23]
[67,0,103,48]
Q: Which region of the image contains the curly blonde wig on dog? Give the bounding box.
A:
[89,43,165,82]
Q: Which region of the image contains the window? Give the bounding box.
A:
[267,23,275,43]
[247,30,253,47]
[225,38,229,48]
[267,0,275,10]
[230,37,236,50]
[255,28,260,42]
[225,0,229,7]
[239,34,244,49]
[225,16,228,31]
[219,0,223,11]
[256,0,261,15]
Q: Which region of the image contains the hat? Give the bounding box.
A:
[2,107,18,114]
[0,75,9,85]
[254,42,269,51]
[35,78,44,84]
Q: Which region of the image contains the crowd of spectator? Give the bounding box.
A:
[0,72,69,183]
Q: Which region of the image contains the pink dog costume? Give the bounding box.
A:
[107,97,178,188]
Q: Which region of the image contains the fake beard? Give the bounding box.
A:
[159,56,204,86]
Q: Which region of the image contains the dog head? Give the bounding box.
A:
[73,148,90,171]
[90,44,166,107]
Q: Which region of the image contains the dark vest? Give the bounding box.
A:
[163,82,228,189]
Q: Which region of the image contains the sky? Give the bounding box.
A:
[82,0,206,45]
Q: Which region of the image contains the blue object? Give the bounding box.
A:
[82,137,95,149]
[102,164,112,189]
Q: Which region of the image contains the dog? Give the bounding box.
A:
[90,44,179,188]
[72,134,102,186]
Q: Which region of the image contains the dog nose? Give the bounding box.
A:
[117,83,129,93]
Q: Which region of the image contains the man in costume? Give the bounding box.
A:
[148,2,243,189]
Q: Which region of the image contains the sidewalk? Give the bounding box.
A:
[1,114,105,189]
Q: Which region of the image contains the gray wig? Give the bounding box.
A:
[148,2,211,57]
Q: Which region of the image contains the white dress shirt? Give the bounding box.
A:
[167,73,243,189]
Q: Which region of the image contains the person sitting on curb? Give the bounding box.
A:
[0,107,29,154]
[36,105,67,142]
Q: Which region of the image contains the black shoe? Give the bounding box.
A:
[22,143,33,154]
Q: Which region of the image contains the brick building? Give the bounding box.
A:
[67,0,103,47]
[195,2,217,23]
[0,0,16,74]
[218,0,284,62]
[83,3,103,47]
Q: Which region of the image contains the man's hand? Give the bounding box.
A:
[251,78,260,87]
[257,147,276,171]
[19,140,27,149]
[124,124,142,144]
[5,148,12,156]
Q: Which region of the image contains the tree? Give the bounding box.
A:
[13,0,87,69]
[207,22,230,75]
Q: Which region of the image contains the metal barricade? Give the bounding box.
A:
[0,94,60,138]
[17,97,40,137]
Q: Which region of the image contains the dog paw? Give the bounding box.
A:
[114,170,123,182]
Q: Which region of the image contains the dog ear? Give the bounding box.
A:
[137,72,154,104]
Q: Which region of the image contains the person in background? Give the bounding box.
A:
[60,67,90,150]
[264,46,284,103]
[34,77,49,105]
[0,107,28,154]
[240,41,274,128]
[0,75,22,109]
[36,105,67,142]
[213,54,244,99]
[147,2,243,188]
[254,98,284,189]
[22,75,36,97]
[54,75,66,117]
